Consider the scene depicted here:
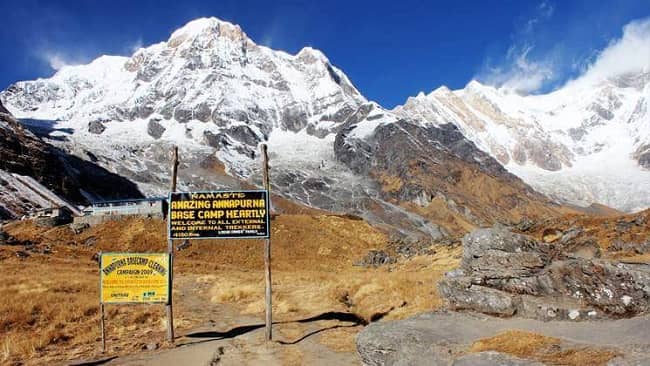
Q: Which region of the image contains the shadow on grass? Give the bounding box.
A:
[182,311,371,346]
[69,355,118,366]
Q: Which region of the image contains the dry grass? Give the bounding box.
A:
[208,246,460,323]
[469,330,620,366]
[0,257,176,365]
[0,214,460,364]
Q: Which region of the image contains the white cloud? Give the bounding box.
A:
[476,1,557,94]
[477,4,650,95]
[482,45,555,94]
[571,17,650,85]
[42,51,84,71]
[128,38,144,54]
[524,0,554,33]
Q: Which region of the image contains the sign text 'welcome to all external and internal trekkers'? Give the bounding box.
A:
[168,190,270,239]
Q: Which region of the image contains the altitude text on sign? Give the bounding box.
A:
[100,253,170,304]
[168,190,270,239]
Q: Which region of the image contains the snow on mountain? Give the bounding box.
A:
[0,17,562,235]
[394,72,650,212]
[2,17,366,178]
[0,17,442,235]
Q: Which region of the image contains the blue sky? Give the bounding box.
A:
[1,0,649,107]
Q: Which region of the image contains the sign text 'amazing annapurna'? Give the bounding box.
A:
[168,190,270,239]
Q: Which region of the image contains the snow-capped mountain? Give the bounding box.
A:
[0,17,561,235]
[394,73,650,212]
[2,18,370,184]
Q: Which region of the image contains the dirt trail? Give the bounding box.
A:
[100,274,362,365]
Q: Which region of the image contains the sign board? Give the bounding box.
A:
[100,253,170,304]
[168,190,270,239]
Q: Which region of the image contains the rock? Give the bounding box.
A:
[608,240,650,254]
[439,226,650,320]
[203,131,230,150]
[174,106,193,123]
[143,343,159,351]
[88,120,106,134]
[452,352,544,366]
[354,250,396,267]
[559,227,583,244]
[0,231,8,245]
[15,250,29,259]
[0,100,9,114]
[225,125,260,146]
[386,238,433,258]
[147,119,166,139]
[356,313,455,366]
[84,236,98,247]
[438,277,517,316]
[193,103,212,122]
[567,239,601,260]
[281,105,308,132]
[516,217,535,232]
[615,220,633,233]
[356,311,650,366]
[70,222,89,234]
[460,226,552,278]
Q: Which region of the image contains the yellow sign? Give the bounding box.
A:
[100,253,170,304]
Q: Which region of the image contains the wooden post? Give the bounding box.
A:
[98,251,106,353]
[100,303,106,353]
[166,146,179,344]
[261,144,272,342]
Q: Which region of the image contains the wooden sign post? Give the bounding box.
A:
[164,145,274,344]
[166,146,179,344]
[99,252,106,353]
[98,252,171,352]
[261,144,272,342]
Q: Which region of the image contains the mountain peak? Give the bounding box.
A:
[296,47,329,63]
[465,79,489,90]
[430,85,451,96]
[168,17,249,47]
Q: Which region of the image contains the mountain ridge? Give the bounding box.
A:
[394,73,650,212]
[0,17,595,233]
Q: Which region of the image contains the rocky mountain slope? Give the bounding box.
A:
[0,101,142,218]
[394,73,650,212]
[0,17,561,234]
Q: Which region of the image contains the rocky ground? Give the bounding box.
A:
[356,210,650,365]
[357,311,650,366]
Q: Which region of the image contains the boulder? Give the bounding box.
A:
[174,106,193,123]
[193,102,212,122]
[438,226,650,320]
[147,119,166,139]
[225,125,260,146]
[88,120,106,135]
[354,250,396,268]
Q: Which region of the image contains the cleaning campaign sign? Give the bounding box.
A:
[100,253,170,304]
[168,190,270,239]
